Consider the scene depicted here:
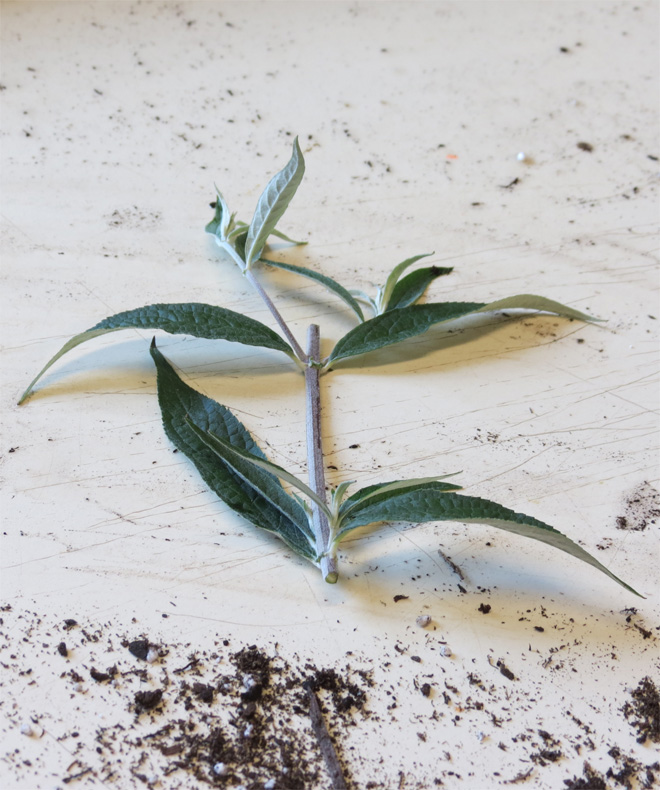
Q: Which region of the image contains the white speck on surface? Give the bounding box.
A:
[439,645,453,658]
[416,614,432,627]
[264,779,276,790]
[243,724,254,738]
[213,763,228,776]
[146,647,159,663]
[477,731,487,742]
[19,722,34,736]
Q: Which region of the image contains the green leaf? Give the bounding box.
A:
[185,418,333,522]
[326,295,600,367]
[378,253,434,313]
[205,186,231,238]
[244,138,305,267]
[268,228,308,246]
[339,475,462,520]
[261,257,365,322]
[19,303,295,404]
[385,266,454,311]
[150,340,315,559]
[335,488,640,596]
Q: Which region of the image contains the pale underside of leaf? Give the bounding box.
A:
[336,488,640,596]
[261,257,365,322]
[18,303,295,404]
[326,295,600,366]
[150,341,315,560]
[185,419,333,523]
[244,137,305,267]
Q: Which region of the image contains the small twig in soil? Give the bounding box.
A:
[438,549,467,582]
[504,766,534,784]
[63,767,93,784]
[173,657,200,674]
[303,679,349,790]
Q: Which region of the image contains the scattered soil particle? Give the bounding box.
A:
[127,638,150,660]
[616,482,659,531]
[420,683,432,697]
[563,761,606,789]
[57,642,68,657]
[497,660,516,681]
[478,603,492,614]
[89,667,111,683]
[622,676,660,744]
[577,141,594,152]
[134,688,164,713]
[606,745,659,789]
[393,595,409,603]
[191,682,214,703]
[63,619,77,630]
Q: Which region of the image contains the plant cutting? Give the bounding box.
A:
[20,139,640,597]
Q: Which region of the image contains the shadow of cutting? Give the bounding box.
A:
[20,334,302,405]
[326,312,589,374]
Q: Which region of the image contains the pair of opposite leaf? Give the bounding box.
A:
[19,138,641,597]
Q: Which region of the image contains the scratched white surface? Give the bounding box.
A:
[1,2,659,789]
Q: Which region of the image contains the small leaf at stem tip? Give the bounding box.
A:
[385,266,454,311]
[205,185,231,238]
[379,253,434,313]
[18,303,296,404]
[244,137,306,268]
[267,228,308,246]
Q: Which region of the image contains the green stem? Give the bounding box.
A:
[305,324,338,583]
[245,268,308,364]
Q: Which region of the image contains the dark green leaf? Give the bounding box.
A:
[267,228,308,246]
[378,253,434,312]
[18,303,296,403]
[261,257,365,322]
[244,138,305,267]
[339,477,462,519]
[326,295,600,367]
[385,266,454,311]
[150,340,315,559]
[336,487,640,596]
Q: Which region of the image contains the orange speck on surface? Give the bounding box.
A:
[446,154,458,159]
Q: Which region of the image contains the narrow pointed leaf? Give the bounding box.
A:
[336,488,640,597]
[19,303,296,403]
[261,257,365,322]
[385,266,454,311]
[205,186,231,238]
[379,253,434,312]
[331,481,356,515]
[326,295,600,367]
[150,341,315,559]
[268,228,308,246]
[185,418,333,522]
[244,138,305,267]
[339,475,462,520]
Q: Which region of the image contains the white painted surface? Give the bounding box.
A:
[2,2,658,788]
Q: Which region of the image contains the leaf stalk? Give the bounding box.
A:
[245,268,308,364]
